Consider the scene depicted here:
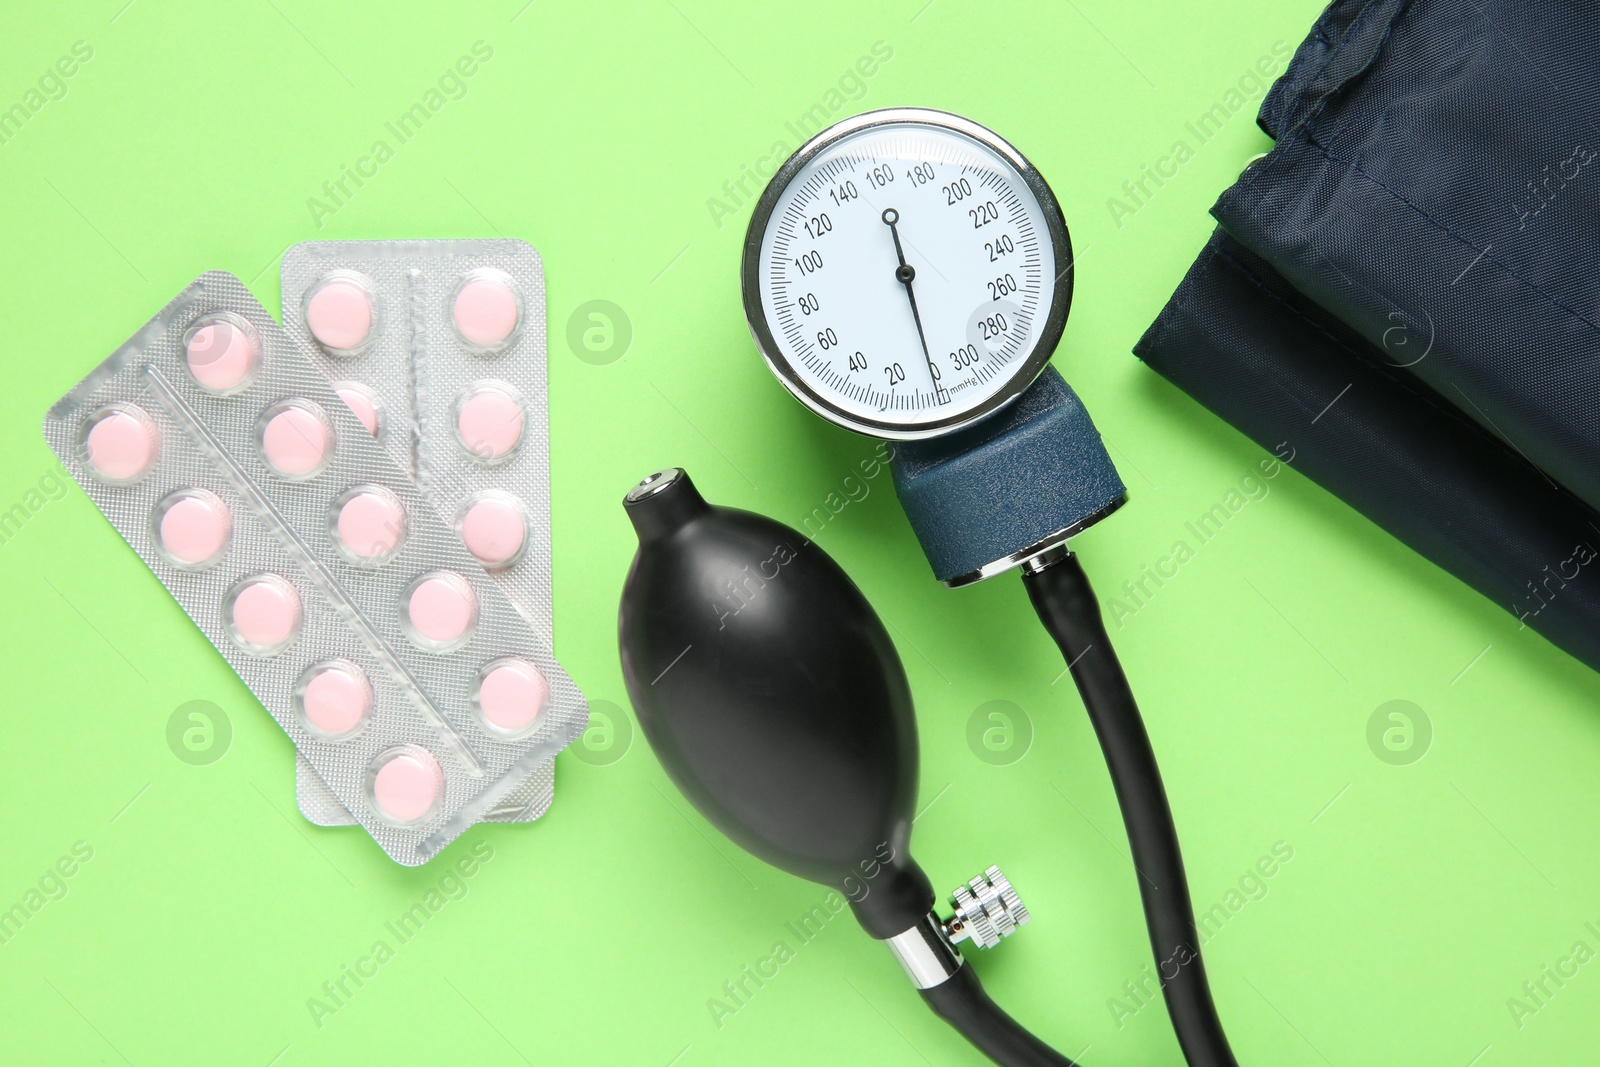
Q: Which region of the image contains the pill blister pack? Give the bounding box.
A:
[281,239,561,825]
[43,271,586,865]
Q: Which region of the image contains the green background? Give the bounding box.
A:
[2,1,1596,1064]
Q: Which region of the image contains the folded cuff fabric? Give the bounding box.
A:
[1136,0,1600,670]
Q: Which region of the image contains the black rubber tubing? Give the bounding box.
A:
[1022,552,1239,1067]
[920,965,1080,1066]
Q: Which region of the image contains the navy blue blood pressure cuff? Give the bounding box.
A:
[1137,0,1600,670]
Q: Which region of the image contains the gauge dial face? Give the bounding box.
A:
[744,109,1071,439]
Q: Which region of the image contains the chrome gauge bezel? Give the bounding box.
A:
[740,107,1075,441]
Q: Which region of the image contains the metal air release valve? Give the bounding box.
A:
[944,865,1030,949]
[883,864,1032,989]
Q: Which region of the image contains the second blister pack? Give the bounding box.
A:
[282,239,562,824]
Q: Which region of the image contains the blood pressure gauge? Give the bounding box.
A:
[742,108,1074,441]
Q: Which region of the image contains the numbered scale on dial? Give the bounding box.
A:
[742,108,1074,440]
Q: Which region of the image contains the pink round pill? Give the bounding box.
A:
[261,404,330,477]
[456,387,524,462]
[227,576,302,653]
[85,409,157,482]
[370,748,442,824]
[336,488,405,562]
[157,492,232,567]
[335,384,380,436]
[185,320,255,391]
[459,496,526,567]
[300,663,371,738]
[305,277,373,351]
[405,573,477,649]
[477,659,548,734]
[453,275,520,348]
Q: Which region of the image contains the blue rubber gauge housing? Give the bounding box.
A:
[891,366,1125,585]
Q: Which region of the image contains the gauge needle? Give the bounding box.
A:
[881,208,945,398]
